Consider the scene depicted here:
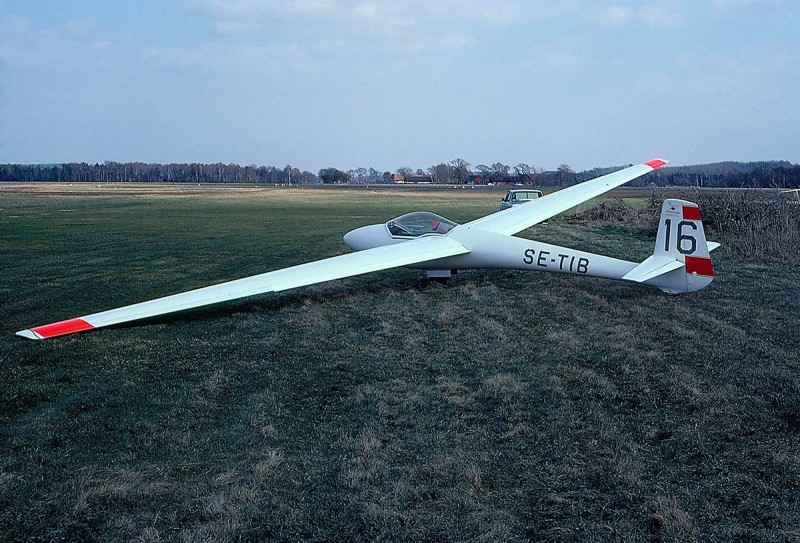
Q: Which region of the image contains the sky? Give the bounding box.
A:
[1,0,799,173]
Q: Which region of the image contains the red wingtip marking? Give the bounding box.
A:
[32,318,95,339]
[644,159,667,169]
[685,256,714,277]
[682,206,702,221]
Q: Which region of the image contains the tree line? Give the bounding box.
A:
[1,159,798,188]
[0,162,316,185]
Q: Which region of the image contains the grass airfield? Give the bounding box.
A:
[1,184,798,542]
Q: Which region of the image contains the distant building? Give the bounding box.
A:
[468,175,486,185]
[393,173,433,184]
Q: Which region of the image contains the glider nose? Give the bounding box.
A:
[343,224,394,251]
[342,229,361,249]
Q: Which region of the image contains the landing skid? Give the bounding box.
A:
[425,269,455,282]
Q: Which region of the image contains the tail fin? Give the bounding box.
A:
[623,199,717,294]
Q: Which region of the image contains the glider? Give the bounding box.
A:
[16,159,719,340]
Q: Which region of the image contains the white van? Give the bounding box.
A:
[500,189,543,210]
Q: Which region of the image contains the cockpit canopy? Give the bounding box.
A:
[386,212,458,238]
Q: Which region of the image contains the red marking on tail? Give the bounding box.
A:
[32,318,95,338]
[682,206,702,221]
[685,256,714,277]
[644,159,667,169]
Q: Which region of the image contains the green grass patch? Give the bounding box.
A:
[1,185,798,542]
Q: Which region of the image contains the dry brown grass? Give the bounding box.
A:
[691,189,800,263]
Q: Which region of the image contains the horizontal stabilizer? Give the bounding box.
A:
[707,241,721,252]
[622,256,684,283]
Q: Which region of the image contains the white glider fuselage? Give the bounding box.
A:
[341,184,717,296]
[343,222,636,279]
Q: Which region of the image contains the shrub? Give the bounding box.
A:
[691,189,800,263]
[572,190,800,264]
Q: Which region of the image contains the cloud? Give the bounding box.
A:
[638,2,685,25]
[590,5,635,26]
[712,0,786,8]
[65,19,96,36]
[586,2,684,27]
[394,33,475,54]
[190,1,571,37]
[0,15,124,74]
[196,0,337,18]
[192,0,371,27]
[214,19,264,33]
[185,0,492,63]
[1,16,61,66]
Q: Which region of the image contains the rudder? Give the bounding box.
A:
[623,199,717,293]
[651,199,715,293]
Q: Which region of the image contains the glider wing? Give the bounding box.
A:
[465,159,667,236]
[17,235,469,340]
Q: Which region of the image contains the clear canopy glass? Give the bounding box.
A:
[386,212,458,238]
